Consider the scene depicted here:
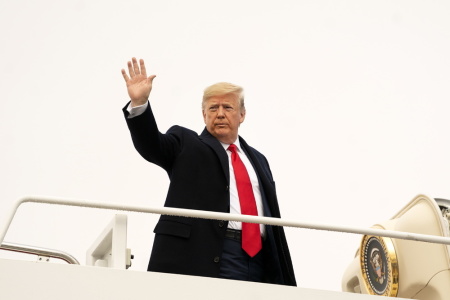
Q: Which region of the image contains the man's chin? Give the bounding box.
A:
[211,130,237,144]
[214,129,229,137]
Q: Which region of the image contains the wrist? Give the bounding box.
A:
[130,99,148,108]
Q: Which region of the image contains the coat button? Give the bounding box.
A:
[218,221,224,227]
[214,256,220,263]
[225,186,229,191]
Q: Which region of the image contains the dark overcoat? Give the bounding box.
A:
[123,102,296,286]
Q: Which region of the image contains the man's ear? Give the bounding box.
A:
[202,110,207,124]
[239,108,246,124]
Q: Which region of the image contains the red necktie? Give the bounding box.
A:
[228,144,262,257]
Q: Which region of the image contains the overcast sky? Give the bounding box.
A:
[1,0,450,292]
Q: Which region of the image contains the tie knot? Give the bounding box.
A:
[228,144,237,153]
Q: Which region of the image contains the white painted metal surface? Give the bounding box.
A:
[0,258,407,300]
[86,214,128,269]
[0,195,447,299]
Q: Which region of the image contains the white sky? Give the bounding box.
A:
[1,0,450,292]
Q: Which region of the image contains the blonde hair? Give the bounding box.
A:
[202,82,245,110]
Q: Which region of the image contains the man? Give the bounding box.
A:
[122,57,296,286]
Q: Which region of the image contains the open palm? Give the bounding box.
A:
[121,57,156,107]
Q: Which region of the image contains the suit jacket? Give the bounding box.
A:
[123,102,296,286]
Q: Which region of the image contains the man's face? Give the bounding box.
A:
[202,93,246,144]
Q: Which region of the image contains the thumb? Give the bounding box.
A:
[147,75,156,84]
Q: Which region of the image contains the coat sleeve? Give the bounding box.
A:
[123,101,190,173]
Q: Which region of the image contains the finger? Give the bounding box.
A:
[132,57,140,75]
[121,69,130,82]
[140,59,147,78]
[127,60,135,77]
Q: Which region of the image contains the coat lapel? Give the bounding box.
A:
[199,128,230,184]
[239,136,278,217]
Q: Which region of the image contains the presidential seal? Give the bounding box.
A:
[360,234,399,297]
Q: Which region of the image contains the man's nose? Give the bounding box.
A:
[217,106,225,117]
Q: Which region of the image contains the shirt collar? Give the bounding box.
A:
[220,138,242,153]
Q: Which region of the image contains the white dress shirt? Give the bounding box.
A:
[221,141,265,237]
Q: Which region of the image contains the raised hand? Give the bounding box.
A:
[121,57,156,107]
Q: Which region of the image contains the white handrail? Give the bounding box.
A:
[2,196,450,246]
